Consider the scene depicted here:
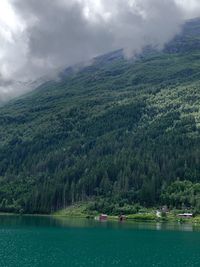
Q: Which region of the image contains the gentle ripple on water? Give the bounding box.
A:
[0,216,200,267]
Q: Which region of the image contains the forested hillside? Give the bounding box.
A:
[0,19,200,214]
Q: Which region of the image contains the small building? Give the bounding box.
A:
[178,213,193,218]
[99,214,108,221]
[156,210,162,218]
[119,215,126,222]
[162,206,169,213]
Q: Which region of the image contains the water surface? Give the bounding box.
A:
[0,215,200,267]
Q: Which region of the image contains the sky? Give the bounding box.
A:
[0,0,200,101]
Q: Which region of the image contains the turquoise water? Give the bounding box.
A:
[0,216,200,267]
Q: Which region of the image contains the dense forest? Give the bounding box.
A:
[0,19,200,214]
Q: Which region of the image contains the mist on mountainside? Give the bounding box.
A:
[1,0,200,101]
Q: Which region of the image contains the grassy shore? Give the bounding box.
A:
[53,202,200,224]
[1,202,200,225]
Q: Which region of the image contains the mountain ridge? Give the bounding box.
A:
[0,19,200,214]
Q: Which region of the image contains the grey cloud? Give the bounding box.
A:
[12,0,113,75]
[0,0,199,101]
[0,77,13,87]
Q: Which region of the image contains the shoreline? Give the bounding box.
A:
[1,211,200,226]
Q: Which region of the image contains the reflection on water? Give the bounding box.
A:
[53,217,200,232]
[0,215,199,232]
[0,215,200,267]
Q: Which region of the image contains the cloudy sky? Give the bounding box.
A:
[0,0,200,101]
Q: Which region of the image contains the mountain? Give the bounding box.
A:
[0,19,200,214]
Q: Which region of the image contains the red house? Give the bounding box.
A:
[99,214,108,221]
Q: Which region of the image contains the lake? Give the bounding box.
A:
[0,216,200,267]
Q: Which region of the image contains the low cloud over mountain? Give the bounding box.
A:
[0,0,200,101]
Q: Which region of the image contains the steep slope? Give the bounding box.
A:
[0,19,200,213]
